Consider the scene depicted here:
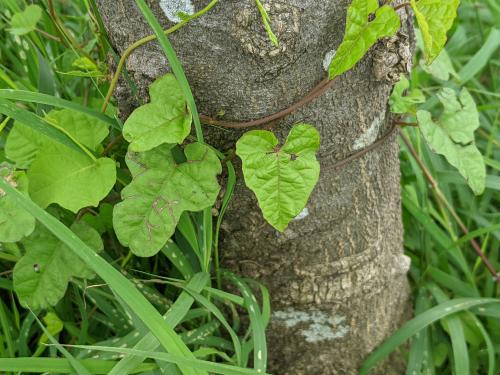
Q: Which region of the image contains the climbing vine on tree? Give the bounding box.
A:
[0,0,490,374]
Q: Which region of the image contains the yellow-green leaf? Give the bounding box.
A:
[123,74,192,152]
[236,124,320,232]
[329,0,400,79]
[411,0,460,64]
[113,143,221,257]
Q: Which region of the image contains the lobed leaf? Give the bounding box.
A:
[113,143,221,257]
[236,124,320,231]
[417,88,485,195]
[13,222,103,310]
[411,0,460,63]
[123,74,192,152]
[328,0,400,79]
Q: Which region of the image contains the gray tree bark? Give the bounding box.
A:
[96,1,413,373]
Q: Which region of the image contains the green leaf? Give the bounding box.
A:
[0,166,35,242]
[411,0,460,63]
[328,0,400,79]
[389,76,425,114]
[236,123,320,231]
[9,5,42,35]
[39,312,63,345]
[419,48,457,81]
[6,109,116,212]
[417,88,485,195]
[27,144,116,212]
[113,143,221,257]
[123,74,192,152]
[13,222,103,310]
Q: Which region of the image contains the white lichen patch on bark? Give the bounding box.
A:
[322,48,336,72]
[159,0,194,23]
[273,308,349,343]
[293,207,309,221]
[352,113,385,151]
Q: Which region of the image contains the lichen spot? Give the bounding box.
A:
[323,49,337,72]
[159,0,194,23]
[293,207,309,221]
[273,308,350,343]
[352,113,385,151]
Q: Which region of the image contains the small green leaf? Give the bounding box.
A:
[328,0,400,79]
[113,143,221,257]
[39,312,64,345]
[389,76,425,114]
[13,222,103,310]
[419,48,457,81]
[9,5,42,36]
[0,165,35,242]
[411,0,460,64]
[417,88,485,195]
[123,74,192,152]
[236,124,320,231]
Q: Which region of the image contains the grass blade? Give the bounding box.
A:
[359,298,500,375]
[0,178,203,375]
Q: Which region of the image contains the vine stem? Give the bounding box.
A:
[101,0,220,113]
[399,130,500,283]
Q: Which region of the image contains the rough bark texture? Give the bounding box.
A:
[96,1,413,373]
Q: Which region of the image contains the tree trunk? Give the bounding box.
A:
[96,0,413,373]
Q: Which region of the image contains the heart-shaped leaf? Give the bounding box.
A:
[123,74,192,152]
[236,124,320,231]
[113,143,221,257]
[329,0,400,79]
[5,109,116,212]
[13,222,103,309]
[417,88,485,195]
[0,165,35,242]
[411,0,460,64]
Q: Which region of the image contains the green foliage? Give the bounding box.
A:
[8,4,42,36]
[417,88,485,195]
[6,109,116,212]
[13,222,103,309]
[411,0,460,63]
[123,74,192,152]
[389,76,425,114]
[0,165,35,242]
[113,143,221,256]
[236,124,320,231]
[328,0,400,79]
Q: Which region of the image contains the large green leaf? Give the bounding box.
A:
[8,4,42,35]
[236,124,320,231]
[123,74,192,152]
[328,0,400,79]
[417,88,485,195]
[28,144,116,213]
[0,166,35,242]
[13,222,103,309]
[113,143,221,257]
[5,109,116,212]
[411,0,460,63]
